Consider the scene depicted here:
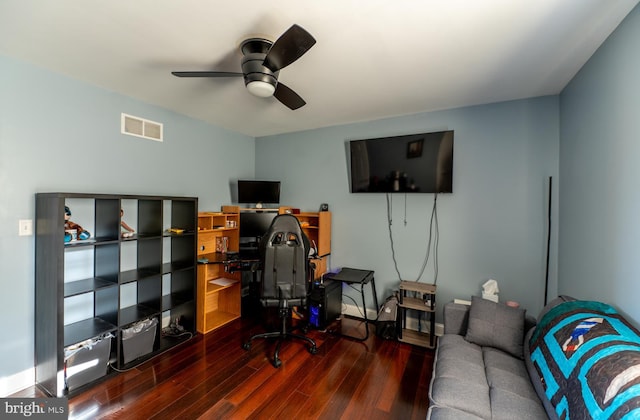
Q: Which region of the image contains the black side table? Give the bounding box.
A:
[323,267,379,341]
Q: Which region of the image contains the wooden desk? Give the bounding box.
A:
[197,253,241,334]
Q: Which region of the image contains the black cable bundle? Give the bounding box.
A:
[386,193,440,284]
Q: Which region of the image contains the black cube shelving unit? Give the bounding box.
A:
[35,193,197,397]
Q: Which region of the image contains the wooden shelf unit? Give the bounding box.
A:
[278,208,332,279]
[293,212,331,257]
[196,211,241,334]
[197,212,239,254]
[35,193,197,397]
[398,280,437,349]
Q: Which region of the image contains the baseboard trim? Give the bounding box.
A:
[0,367,34,397]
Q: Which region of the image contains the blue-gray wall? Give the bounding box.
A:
[0,54,255,394]
[559,5,640,323]
[256,97,560,319]
[1,1,638,396]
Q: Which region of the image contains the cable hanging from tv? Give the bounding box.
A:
[386,192,440,284]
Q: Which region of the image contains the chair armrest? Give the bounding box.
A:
[444,302,470,335]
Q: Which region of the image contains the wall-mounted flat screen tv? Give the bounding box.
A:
[237,180,281,205]
[349,130,453,193]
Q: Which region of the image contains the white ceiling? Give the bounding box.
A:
[1,1,638,137]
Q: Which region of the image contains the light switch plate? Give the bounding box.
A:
[19,219,33,236]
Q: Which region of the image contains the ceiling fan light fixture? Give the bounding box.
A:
[246,80,276,98]
[172,25,315,109]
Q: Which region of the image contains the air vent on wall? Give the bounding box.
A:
[121,113,163,142]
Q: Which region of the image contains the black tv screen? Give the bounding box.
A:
[349,131,453,193]
[237,180,281,205]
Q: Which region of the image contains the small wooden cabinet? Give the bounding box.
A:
[196,211,241,334]
[398,280,437,348]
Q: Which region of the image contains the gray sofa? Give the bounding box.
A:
[427,296,546,419]
[427,296,640,419]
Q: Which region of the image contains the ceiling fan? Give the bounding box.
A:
[172,24,316,110]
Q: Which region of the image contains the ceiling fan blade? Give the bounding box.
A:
[263,24,316,73]
[172,71,243,77]
[273,82,306,110]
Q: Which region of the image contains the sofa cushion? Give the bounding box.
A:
[483,346,529,378]
[484,348,538,401]
[434,335,488,395]
[429,377,491,419]
[465,296,525,358]
[429,334,491,418]
[436,334,484,365]
[427,406,485,420]
[490,387,549,420]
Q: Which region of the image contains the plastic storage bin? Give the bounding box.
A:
[122,318,158,364]
[64,333,113,391]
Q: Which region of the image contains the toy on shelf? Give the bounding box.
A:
[64,206,91,243]
[120,208,135,238]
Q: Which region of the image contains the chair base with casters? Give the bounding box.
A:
[243,299,317,368]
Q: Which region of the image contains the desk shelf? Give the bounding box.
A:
[196,210,241,334]
[205,310,240,331]
[206,276,240,293]
[197,264,240,333]
[277,209,332,273]
[398,280,436,349]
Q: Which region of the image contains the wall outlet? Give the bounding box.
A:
[19,219,33,236]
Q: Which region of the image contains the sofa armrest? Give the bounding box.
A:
[525,313,537,333]
[444,302,470,335]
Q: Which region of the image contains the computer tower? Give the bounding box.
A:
[308,279,342,329]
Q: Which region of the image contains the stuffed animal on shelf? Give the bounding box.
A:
[64,206,91,242]
[120,208,135,238]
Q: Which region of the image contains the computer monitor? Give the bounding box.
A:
[237,180,281,207]
[239,211,277,239]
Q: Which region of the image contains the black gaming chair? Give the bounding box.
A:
[242,214,317,367]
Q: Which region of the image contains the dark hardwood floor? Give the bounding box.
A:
[15,316,434,419]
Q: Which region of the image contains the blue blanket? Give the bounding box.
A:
[529,301,640,419]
